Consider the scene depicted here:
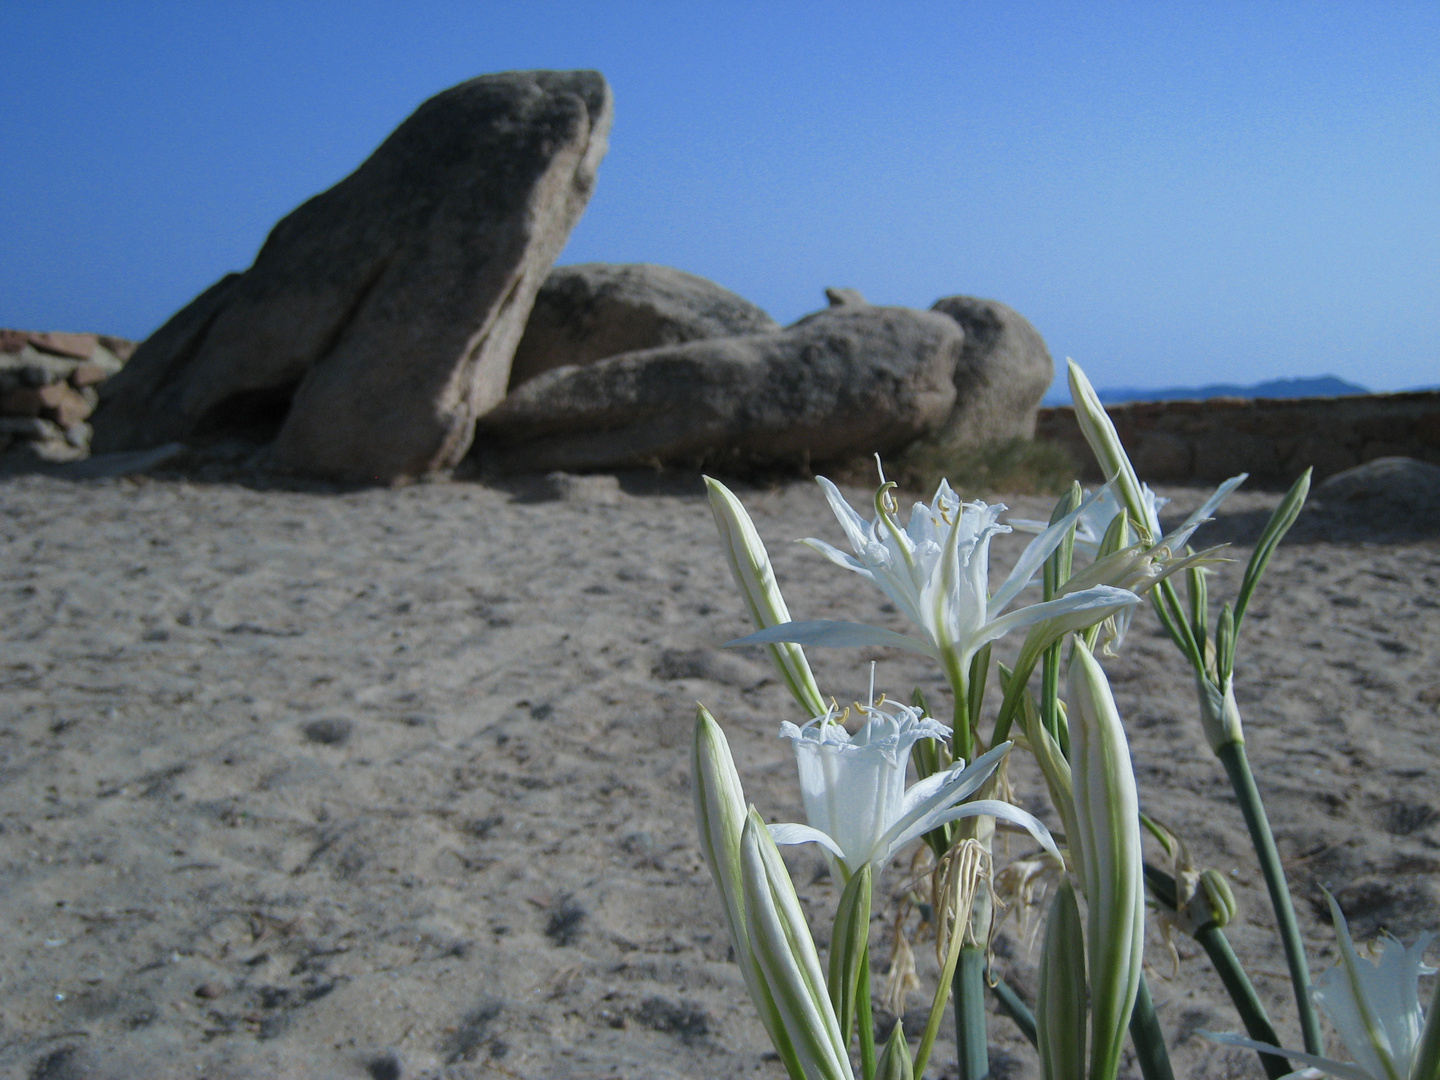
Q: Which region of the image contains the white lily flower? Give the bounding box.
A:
[767,697,1059,878]
[1012,483,1169,559]
[728,475,1141,692]
[1204,892,1437,1080]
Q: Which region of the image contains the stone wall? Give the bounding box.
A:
[1036,391,1440,486]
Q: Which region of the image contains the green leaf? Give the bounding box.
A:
[1037,878,1087,1080]
[827,864,873,1049]
[1232,468,1311,635]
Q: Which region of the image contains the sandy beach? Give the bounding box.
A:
[2,465,1436,1079]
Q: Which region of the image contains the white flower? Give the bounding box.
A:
[1204,892,1436,1080]
[729,476,1140,686]
[767,697,1058,878]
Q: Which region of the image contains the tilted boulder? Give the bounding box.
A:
[474,302,962,473]
[509,263,777,388]
[928,296,1053,445]
[92,70,613,482]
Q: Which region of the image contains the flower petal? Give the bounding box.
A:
[800,537,877,580]
[976,586,1141,649]
[768,822,848,861]
[816,476,875,556]
[1160,473,1248,551]
[884,799,1059,864]
[1200,1032,1372,1080]
[727,620,936,656]
[989,485,1111,616]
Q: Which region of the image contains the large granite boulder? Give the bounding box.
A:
[928,295,1053,445]
[475,302,962,473]
[92,70,613,483]
[509,263,777,388]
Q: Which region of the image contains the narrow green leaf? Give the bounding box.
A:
[1233,468,1310,634]
[827,864,873,1049]
[1037,878,1087,1080]
[1186,562,1209,657]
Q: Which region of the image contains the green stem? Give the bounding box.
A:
[858,946,877,1080]
[1194,925,1292,1079]
[1412,958,1440,1080]
[913,907,967,1079]
[987,971,1037,1048]
[955,947,990,1080]
[1215,739,1323,1056]
[1128,973,1175,1080]
[1145,864,1290,1080]
[945,655,973,762]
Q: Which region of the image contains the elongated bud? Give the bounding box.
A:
[1037,878,1087,1080]
[876,1020,915,1080]
[1067,360,1155,544]
[1196,672,1244,751]
[692,709,806,1076]
[705,477,827,717]
[827,863,872,1047]
[1067,641,1145,1080]
[741,809,854,1080]
[1188,868,1238,930]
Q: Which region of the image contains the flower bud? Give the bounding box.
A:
[876,1019,915,1080]
[1196,672,1244,751]
[1067,360,1156,544]
[705,477,827,717]
[1067,641,1145,1080]
[1187,868,1238,931]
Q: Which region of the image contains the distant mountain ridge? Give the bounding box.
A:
[1042,375,1370,407]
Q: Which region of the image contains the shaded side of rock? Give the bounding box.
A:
[508,263,777,389]
[474,304,961,474]
[929,296,1053,446]
[93,70,613,483]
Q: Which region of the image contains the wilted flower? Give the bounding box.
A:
[1204,892,1437,1080]
[768,697,1058,879]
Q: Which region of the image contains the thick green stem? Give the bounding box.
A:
[955,947,990,1080]
[987,971,1037,1048]
[1146,864,1290,1080]
[858,945,877,1080]
[1127,973,1175,1080]
[1194,925,1292,1079]
[1215,739,1323,1056]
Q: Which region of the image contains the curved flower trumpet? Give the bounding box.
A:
[767,698,1059,880]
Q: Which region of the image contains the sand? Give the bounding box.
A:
[1,464,1436,1079]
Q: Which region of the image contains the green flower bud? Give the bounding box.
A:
[876,1019,915,1080]
[1188,868,1238,931]
[705,476,827,717]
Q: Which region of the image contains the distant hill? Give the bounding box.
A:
[1042,375,1370,407]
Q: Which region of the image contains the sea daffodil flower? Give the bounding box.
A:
[1204,892,1438,1080]
[728,475,1141,701]
[767,697,1059,879]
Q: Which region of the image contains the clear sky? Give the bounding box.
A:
[2,2,1436,393]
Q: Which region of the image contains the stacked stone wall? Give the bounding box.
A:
[1036,392,1440,486]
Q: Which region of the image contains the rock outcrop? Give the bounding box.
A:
[1,331,134,461]
[92,70,613,483]
[508,264,777,389]
[928,296,1053,446]
[474,302,962,474]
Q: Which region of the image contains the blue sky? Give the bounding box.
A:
[2,2,1436,393]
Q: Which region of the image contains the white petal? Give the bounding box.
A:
[816,476,875,556]
[727,620,936,655]
[1161,473,1247,551]
[884,798,1059,864]
[768,822,848,861]
[1200,1031,1373,1080]
[976,586,1141,649]
[989,484,1111,616]
[800,537,876,579]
